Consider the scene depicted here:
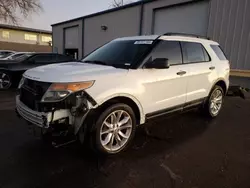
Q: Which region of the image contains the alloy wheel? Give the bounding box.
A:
[0,72,11,89]
[210,89,223,116]
[100,110,132,152]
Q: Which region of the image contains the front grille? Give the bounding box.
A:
[20,79,51,111]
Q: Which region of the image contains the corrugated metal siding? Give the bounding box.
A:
[153,1,209,35]
[208,0,250,70]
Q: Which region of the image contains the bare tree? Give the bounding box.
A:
[111,0,124,7]
[0,0,42,25]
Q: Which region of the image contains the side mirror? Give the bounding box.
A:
[145,58,169,69]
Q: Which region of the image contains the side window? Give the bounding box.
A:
[31,54,56,64]
[151,41,182,65]
[210,45,227,60]
[182,42,210,63]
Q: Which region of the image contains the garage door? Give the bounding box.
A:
[65,26,79,49]
[153,1,209,36]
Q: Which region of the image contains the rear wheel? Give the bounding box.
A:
[89,103,136,155]
[204,85,224,118]
[0,71,12,90]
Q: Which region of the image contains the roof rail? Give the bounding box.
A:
[163,32,210,40]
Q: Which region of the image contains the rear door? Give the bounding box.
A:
[181,41,215,103]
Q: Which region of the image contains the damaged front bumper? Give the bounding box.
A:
[15,94,93,136]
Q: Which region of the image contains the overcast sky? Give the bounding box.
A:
[20,0,136,31]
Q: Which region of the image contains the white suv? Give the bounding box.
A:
[16,33,230,154]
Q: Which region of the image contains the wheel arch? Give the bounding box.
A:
[212,79,228,95]
[95,94,145,125]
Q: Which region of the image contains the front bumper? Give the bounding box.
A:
[16,95,72,128]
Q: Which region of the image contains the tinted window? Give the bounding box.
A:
[82,40,153,68]
[151,41,182,65]
[16,54,33,61]
[57,54,74,62]
[182,42,209,63]
[31,54,57,63]
[9,53,25,60]
[210,45,227,60]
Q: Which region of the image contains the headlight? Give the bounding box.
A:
[18,77,25,89]
[41,81,95,102]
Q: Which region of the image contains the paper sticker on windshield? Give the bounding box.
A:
[134,41,153,45]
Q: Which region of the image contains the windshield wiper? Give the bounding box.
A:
[83,60,108,66]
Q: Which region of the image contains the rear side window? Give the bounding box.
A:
[210,45,227,60]
[182,42,210,63]
[151,41,182,65]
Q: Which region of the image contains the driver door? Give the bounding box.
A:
[139,40,189,116]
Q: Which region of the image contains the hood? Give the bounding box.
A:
[24,62,128,83]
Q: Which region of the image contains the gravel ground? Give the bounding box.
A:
[0,90,250,188]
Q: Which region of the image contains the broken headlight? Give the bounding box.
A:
[41,81,95,102]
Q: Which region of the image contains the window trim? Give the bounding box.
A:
[181,41,211,64]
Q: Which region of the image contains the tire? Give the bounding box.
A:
[89,103,137,155]
[0,71,12,90]
[203,85,224,118]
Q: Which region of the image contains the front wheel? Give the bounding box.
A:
[90,103,136,155]
[0,71,12,90]
[204,85,224,118]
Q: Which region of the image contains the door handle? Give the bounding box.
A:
[209,66,215,70]
[176,71,186,76]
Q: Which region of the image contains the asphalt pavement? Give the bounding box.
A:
[0,90,250,188]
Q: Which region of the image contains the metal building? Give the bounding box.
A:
[52,0,250,88]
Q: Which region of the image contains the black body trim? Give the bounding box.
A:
[146,97,206,120]
[146,104,183,120]
[183,98,206,110]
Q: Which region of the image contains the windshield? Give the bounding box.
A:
[81,40,154,68]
